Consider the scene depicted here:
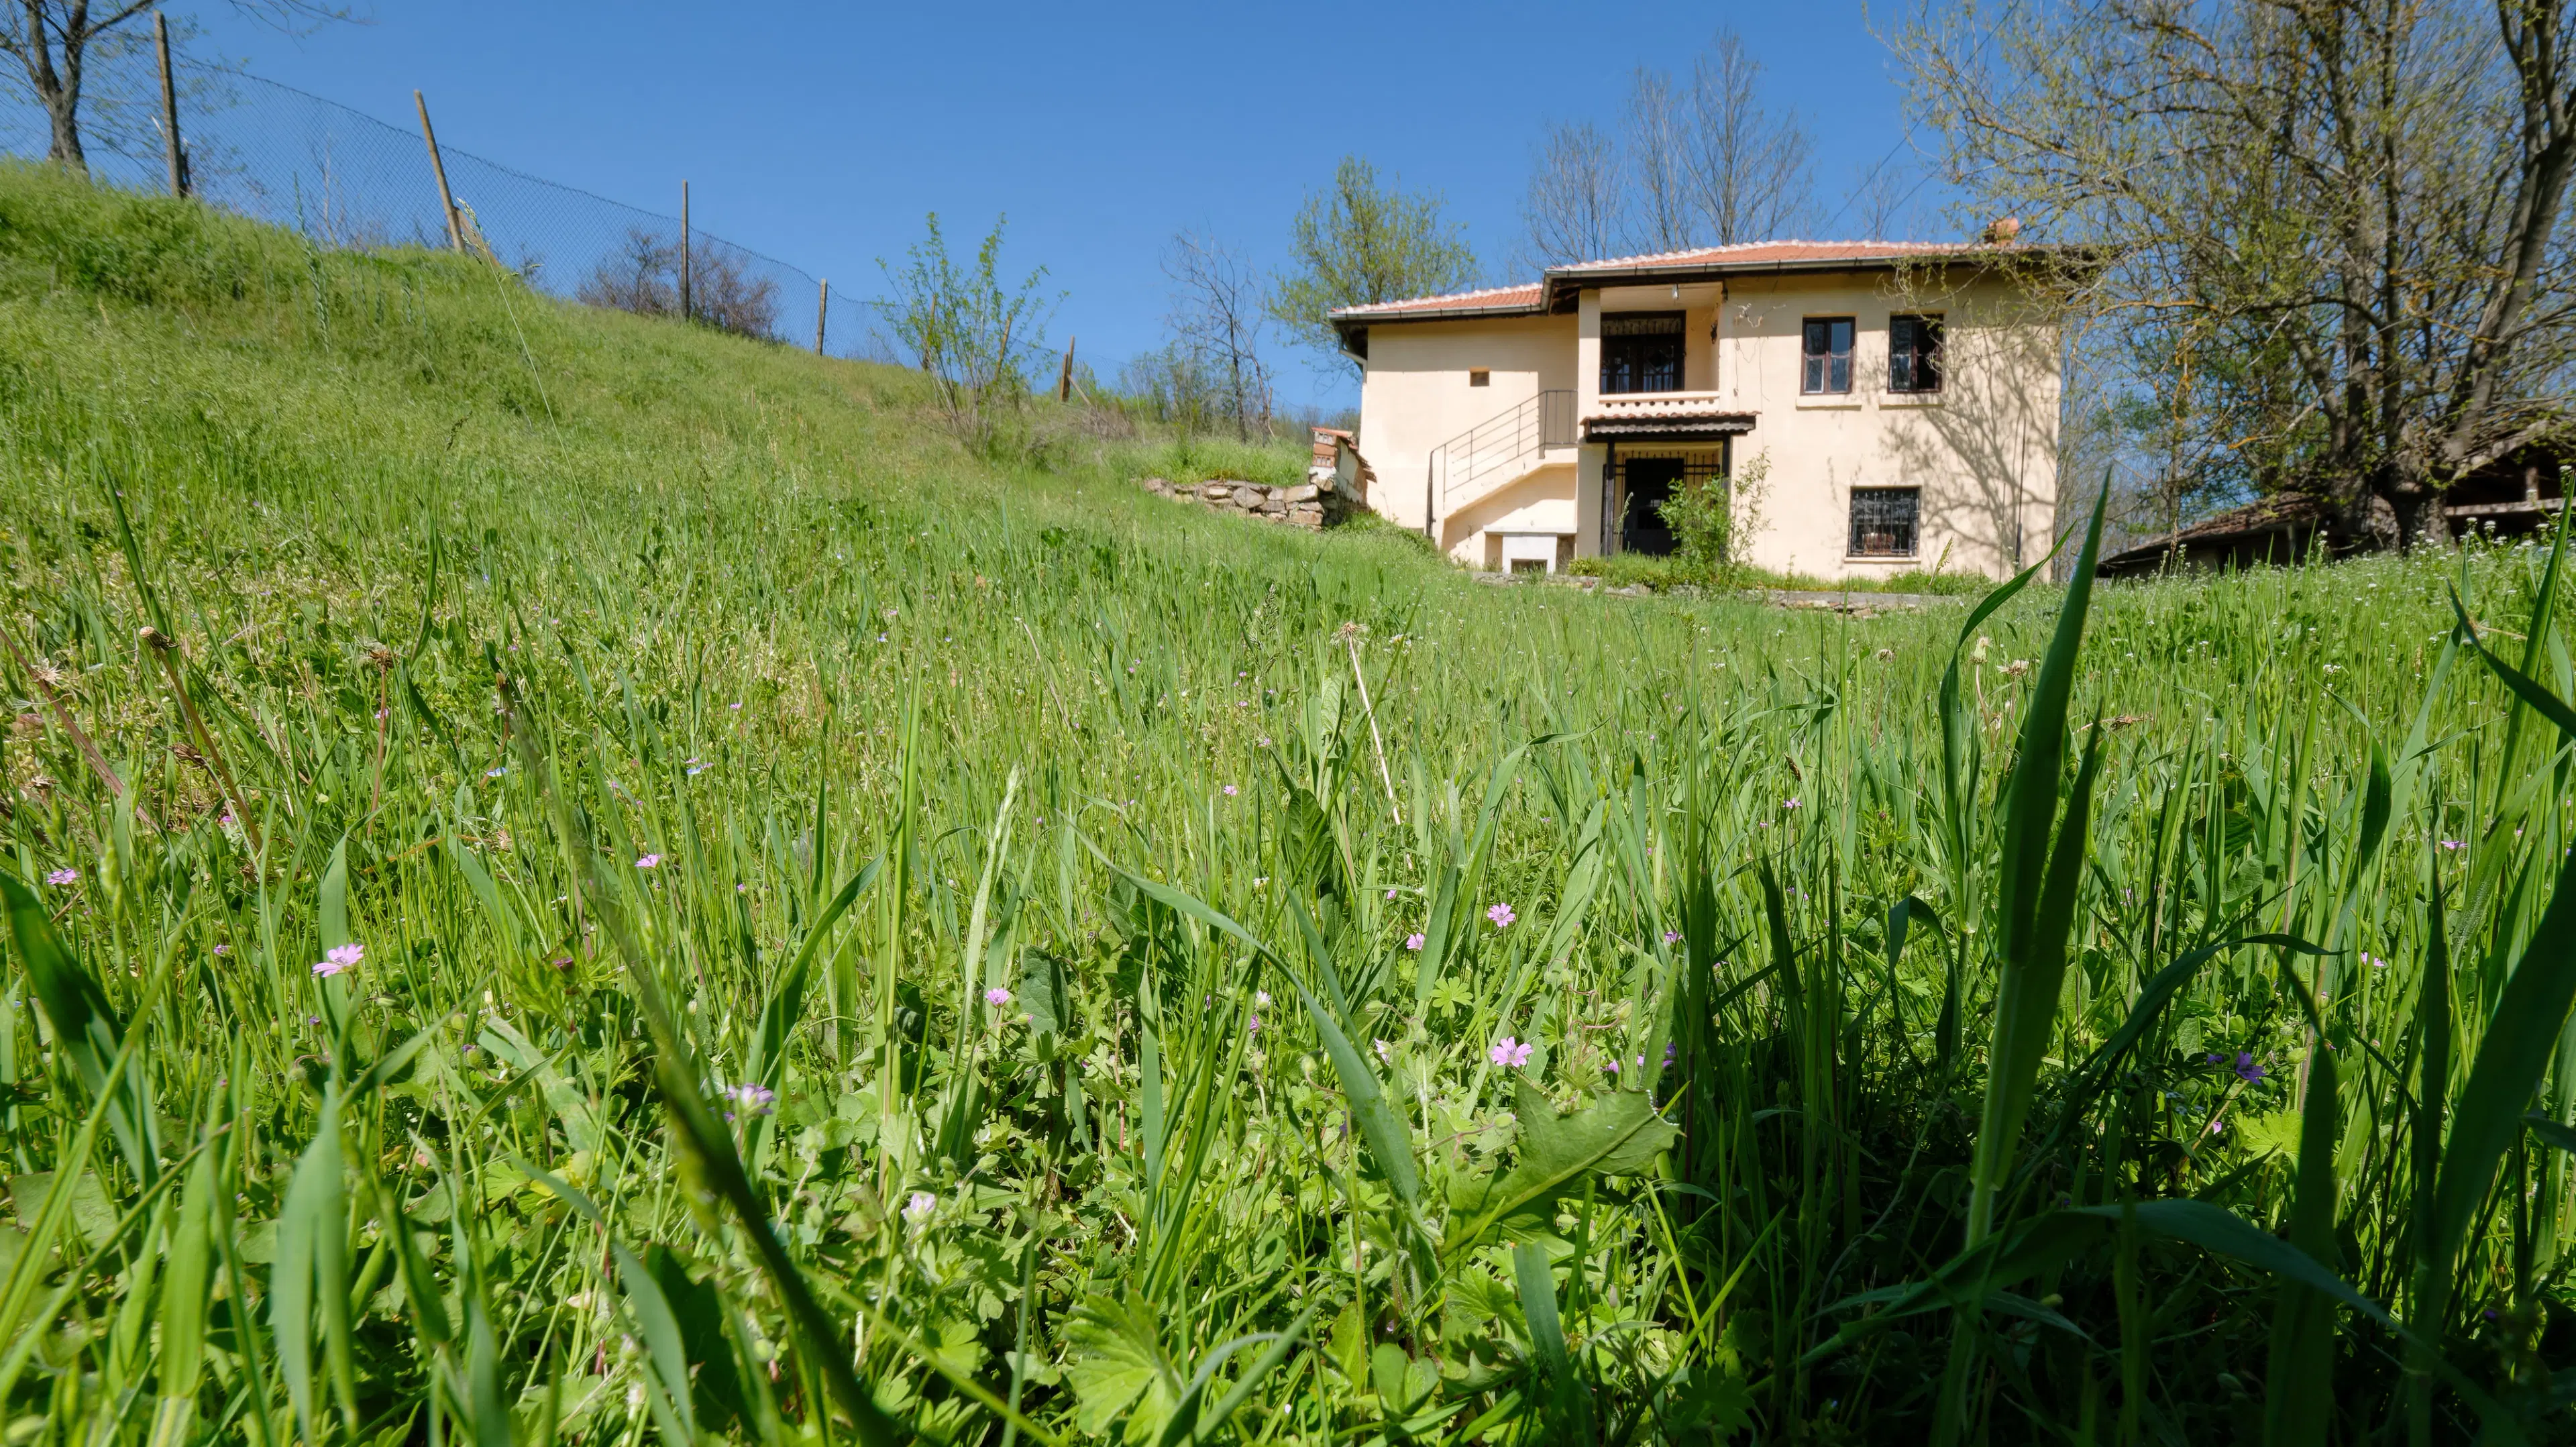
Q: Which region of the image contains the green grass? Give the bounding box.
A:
[1566,554,1994,596]
[3,159,2575,1444]
[1116,434,1311,490]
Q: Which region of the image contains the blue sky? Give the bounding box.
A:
[189,1,1947,412]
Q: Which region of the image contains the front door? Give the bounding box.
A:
[1621,458,1682,555]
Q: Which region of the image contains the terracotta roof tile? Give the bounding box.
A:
[1330,239,2035,322]
[1555,238,2008,273]
[1329,283,1544,320]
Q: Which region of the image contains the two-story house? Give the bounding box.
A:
[1327,240,2062,581]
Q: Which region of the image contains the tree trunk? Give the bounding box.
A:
[46,91,86,175]
[2377,474,2449,551]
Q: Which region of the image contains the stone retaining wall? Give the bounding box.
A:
[1137,476,1355,530]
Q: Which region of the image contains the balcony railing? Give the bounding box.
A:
[1426,390,1576,527]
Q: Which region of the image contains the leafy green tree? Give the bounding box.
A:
[1270,156,1478,374]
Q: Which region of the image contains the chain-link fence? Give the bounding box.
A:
[2,60,875,355]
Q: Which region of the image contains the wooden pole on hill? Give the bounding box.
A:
[816,278,828,355]
[414,91,463,251]
[1058,336,1075,401]
[679,181,692,323]
[154,14,186,197]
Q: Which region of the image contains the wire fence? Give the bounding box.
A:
[1,61,873,355]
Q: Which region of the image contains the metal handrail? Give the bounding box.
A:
[1424,392,1575,535]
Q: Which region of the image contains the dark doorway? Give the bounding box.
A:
[1621,458,1682,555]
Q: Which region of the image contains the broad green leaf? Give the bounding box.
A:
[1067,1293,1181,1443]
[1445,1081,1677,1256]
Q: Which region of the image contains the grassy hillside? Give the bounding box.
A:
[3,160,2575,1444]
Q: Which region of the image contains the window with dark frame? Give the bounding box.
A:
[1849,488,1919,557]
[1802,317,1854,394]
[1601,313,1684,394]
[1889,314,1944,393]
[1469,368,1491,387]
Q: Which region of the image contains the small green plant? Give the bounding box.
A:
[873,212,1060,458]
[1658,448,1772,577]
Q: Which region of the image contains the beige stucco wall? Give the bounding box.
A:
[1351,266,2059,580]
[1708,270,2058,580]
[1354,313,1578,539]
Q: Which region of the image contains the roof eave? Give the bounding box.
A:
[1325,301,1548,325]
[1538,248,2059,311]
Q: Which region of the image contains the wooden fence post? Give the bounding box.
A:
[816,278,828,355]
[413,91,463,251]
[154,13,186,197]
[1058,336,1076,402]
[678,181,692,323]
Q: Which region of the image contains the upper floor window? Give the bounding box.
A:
[1803,317,1854,394]
[1890,314,1944,393]
[1602,313,1684,394]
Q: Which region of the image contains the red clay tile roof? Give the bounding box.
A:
[1329,283,1545,320]
[1328,239,2039,323]
[1556,238,2008,274]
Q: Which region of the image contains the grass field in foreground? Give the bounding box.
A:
[3,162,2576,1444]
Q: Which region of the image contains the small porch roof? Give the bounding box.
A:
[1584,392,1758,443]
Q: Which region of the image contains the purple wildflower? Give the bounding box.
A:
[313,943,363,978]
[904,1191,936,1222]
[985,987,1013,1007]
[1373,1039,1392,1063]
[44,868,77,887]
[1487,902,1517,928]
[1662,930,1682,945]
[1405,932,1426,951]
[1490,1036,1534,1069]
[1222,784,1238,797]
[2235,1052,2265,1084]
[720,1083,776,1114]
[636,853,663,869]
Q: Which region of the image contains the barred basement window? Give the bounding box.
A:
[1849,488,1919,557]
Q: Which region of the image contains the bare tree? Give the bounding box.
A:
[1527,30,1819,263]
[2,1,355,177]
[1163,229,1273,441]
[1845,153,1921,241]
[1673,32,1818,246]
[578,227,781,340]
[1623,68,1700,254]
[1518,119,1625,270]
[1901,0,2576,545]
